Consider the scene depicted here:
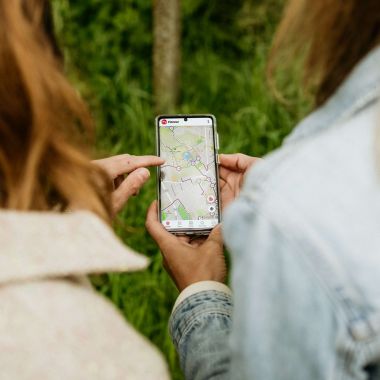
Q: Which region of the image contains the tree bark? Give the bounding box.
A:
[153,0,181,114]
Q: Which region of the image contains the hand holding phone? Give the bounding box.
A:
[219,153,261,210]
[145,201,226,291]
[156,115,221,235]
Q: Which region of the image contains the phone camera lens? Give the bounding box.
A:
[184,117,188,122]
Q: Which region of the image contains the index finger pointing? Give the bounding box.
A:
[96,154,165,178]
[115,155,165,175]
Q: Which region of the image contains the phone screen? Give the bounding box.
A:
[157,115,220,233]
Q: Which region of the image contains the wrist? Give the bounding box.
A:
[169,286,233,349]
[172,280,231,314]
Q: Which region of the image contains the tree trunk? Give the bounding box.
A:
[153,0,181,114]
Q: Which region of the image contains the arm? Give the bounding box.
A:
[158,200,344,380]
[145,203,231,380]
[170,284,232,380]
[145,153,259,380]
[147,150,355,379]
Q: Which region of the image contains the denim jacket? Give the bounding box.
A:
[169,46,380,380]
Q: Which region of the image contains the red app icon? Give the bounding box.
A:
[162,119,168,125]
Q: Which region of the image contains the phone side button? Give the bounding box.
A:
[216,154,220,164]
[216,133,220,150]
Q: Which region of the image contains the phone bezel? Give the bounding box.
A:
[155,114,221,235]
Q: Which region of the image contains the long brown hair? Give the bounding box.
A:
[0,0,112,221]
[269,0,380,107]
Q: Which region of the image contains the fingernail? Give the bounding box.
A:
[140,168,150,179]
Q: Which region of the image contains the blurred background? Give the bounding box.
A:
[52,1,309,378]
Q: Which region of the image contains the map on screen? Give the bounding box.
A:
[159,120,219,230]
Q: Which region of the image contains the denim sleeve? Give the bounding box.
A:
[169,290,232,380]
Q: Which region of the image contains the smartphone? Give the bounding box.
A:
[156,114,221,235]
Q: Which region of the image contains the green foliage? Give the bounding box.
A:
[52,1,309,379]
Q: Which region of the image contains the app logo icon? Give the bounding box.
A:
[161,119,168,125]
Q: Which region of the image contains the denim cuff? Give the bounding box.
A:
[169,290,233,349]
[172,281,232,314]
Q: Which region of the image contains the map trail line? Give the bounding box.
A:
[160,123,219,226]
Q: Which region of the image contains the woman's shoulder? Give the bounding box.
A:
[0,278,170,380]
[0,210,149,284]
[0,210,169,379]
[241,100,380,218]
[225,101,380,327]
[225,100,380,286]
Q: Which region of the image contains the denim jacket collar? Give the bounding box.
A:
[286,46,380,144]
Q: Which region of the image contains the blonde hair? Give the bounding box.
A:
[268,0,380,107]
[0,0,112,221]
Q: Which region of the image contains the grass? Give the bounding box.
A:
[52,1,309,378]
